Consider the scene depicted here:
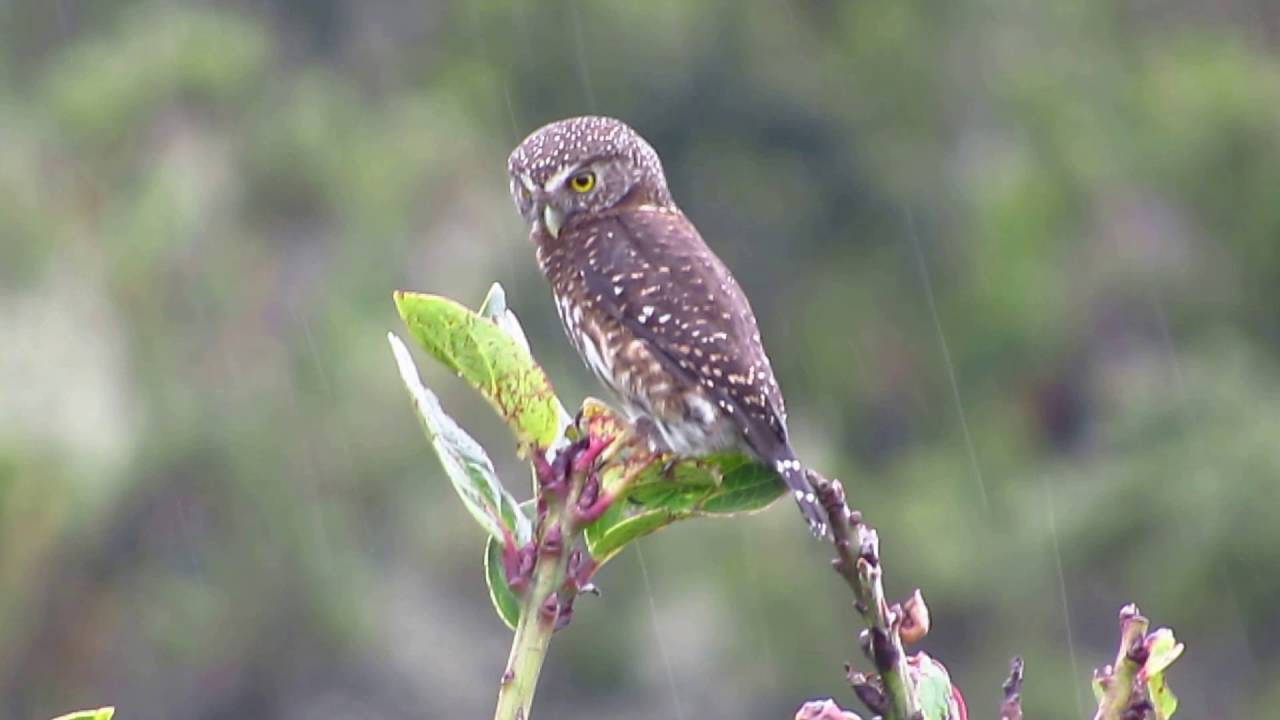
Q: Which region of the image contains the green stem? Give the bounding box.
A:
[493,542,572,720]
[1093,605,1149,720]
[493,464,587,720]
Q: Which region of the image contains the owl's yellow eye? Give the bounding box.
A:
[569,171,596,193]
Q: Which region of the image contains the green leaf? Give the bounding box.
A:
[1143,628,1183,719]
[1147,670,1178,719]
[477,283,574,440]
[50,709,115,720]
[699,454,788,514]
[389,333,531,545]
[1091,673,1106,704]
[576,402,786,566]
[584,504,681,566]
[395,290,562,454]
[483,498,537,630]
[617,453,785,516]
[583,454,784,565]
[485,532,523,630]
[1143,628,1185,677]
[911,653,964,720]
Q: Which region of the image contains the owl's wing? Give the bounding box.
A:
[581,206,791,451]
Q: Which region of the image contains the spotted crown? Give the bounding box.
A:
[507,115,672,205]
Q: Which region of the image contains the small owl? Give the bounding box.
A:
[507,116,826,535]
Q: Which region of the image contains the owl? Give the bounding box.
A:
[507,116,826,535]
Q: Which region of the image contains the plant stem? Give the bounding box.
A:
[1093,604,1149,720]
[1000,657,1025,720]
[815,473,921,720]
[493,543,571,720]
[493,462,588,720]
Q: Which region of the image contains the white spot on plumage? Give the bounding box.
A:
[687,394,718,424]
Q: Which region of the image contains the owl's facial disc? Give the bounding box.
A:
[536,162,593,238]
[510,173,538,223]
[542,164,581,194]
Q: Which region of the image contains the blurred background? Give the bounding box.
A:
[2,1,1278,718]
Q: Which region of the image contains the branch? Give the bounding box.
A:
[812,471,923,720]
[1093,604,1149,720]
[1092,604,1183,720]
[1000,657,1024,720]
[493,445,593,720]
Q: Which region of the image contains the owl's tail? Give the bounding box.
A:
[772,453,829,538]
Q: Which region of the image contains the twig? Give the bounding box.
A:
[493,450,592,720]
[812,471,922,720]
[1092,605,1150,720]
[1000,657,1024,720]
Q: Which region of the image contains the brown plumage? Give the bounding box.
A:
[507,116,826,535]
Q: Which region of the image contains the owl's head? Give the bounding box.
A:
[507,116,672,238]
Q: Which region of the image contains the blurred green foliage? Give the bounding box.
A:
[1,1,1278,718]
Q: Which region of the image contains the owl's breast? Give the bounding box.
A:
[551,288,739,457]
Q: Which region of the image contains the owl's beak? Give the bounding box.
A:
[542,205,565,238]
